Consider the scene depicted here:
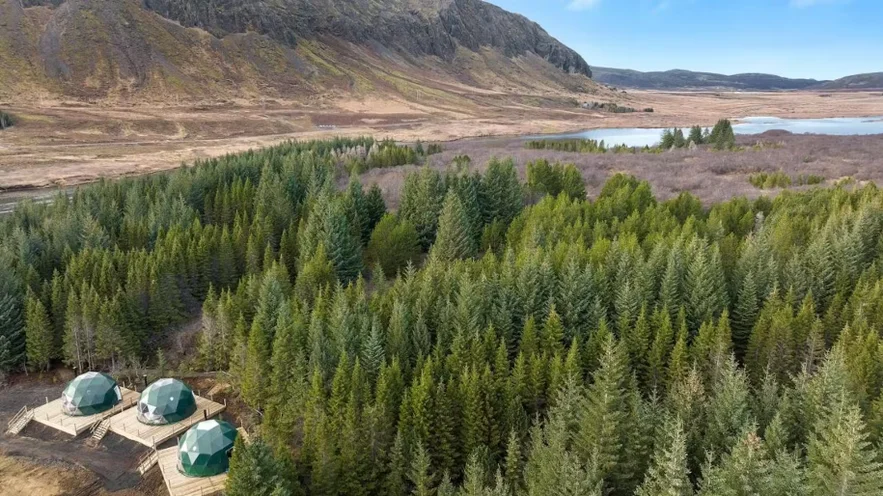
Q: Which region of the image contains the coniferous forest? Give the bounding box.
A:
[4,136,883,495]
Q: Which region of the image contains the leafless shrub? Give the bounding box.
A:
[359,133,883,206]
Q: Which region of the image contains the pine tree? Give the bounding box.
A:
[673,128,687,149]
[807,394,883,495]
[703,355,751,459]
[636,416,693,496]
[326,201,364,282]
[541,305,565,357]
[242,316,272,410]
[661,129,676,149]
[25,290,54,371]
[265,303,306,451]
[431,190,478,262]
[524,380,601,496]
[481,158,523,226]
[461,450,490,496]
[294,243,334,306]
[367,215,421,277]
[698,428,804,496]
[689,126,704,146]
[504,429,523,495]
[226,437,290,496]
[386,429,409,496]
[400,168,446,250]
[575,336,638,494]
[709,119,736,150]
[731,270,759,361]
[0,266,24,373]
[409,442,435,496]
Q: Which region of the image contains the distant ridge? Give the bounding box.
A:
[592,67,826,91]
[819,73,883,90]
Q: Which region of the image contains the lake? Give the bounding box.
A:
[535,116,883,148]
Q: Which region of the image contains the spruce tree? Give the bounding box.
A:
[689,126,704,146]
[367,215,421,277]
[226,437,290,496]
[431,190,478,262]
[400,168,446,250]
[242,317,272,410]
[575,336,637,494]
[25,290,54,371]
[524,381,601,496]
[0,268,24,373]
[636,416,693,496]
[409,442,434,496]
[731,270,759,361]
[807,395,883,495]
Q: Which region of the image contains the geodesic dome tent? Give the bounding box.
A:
[136,378,197,425]
[177,420,238,477]
[61,372,122,416]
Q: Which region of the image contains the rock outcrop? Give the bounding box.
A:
[139,0,591,76]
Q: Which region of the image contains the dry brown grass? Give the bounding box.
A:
[0,90,881,191]
[364,132,883,207]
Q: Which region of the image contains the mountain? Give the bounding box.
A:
[0,0,593,102]
[818,73,883,90]
[592,67,823,91]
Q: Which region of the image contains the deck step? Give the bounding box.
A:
[6,407,33,435]
[137,450,159,475]
[87,418,111,447]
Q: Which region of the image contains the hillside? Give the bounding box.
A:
[593,66,823,91]
[819,72,883,90]
[0,0,593,103]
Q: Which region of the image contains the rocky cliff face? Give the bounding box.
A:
[139,0,591,76]
[1,0,593,102]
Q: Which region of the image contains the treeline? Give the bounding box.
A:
[525,160,586,201]
[330,138,438,174]
[661,119,737,150]
[5,136,883,495]
[526,139,608,154]
[749,171,825,190]
[525,139,653,154]
[0,111,14,130]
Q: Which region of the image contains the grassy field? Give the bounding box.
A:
[0,90,880,192]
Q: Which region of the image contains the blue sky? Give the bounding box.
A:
[487,0,882,80]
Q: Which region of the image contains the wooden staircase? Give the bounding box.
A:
[137,449,159,475]
[6,406,33,435]
[87,418,111,447]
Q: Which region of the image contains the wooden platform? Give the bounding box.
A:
[30,387,139,437]
[157,446,228,496]
[107,395,225,448]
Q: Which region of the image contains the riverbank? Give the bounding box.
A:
[0,90,881,193]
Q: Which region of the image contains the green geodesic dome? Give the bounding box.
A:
[61,372,122,416]
[136,378,197,425]
[177,420,238,477]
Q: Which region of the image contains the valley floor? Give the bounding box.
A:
[0,90,881,192]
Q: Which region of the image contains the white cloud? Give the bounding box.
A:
[567,0,601,11]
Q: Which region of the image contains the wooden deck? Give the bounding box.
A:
[157,446,228,496]
[30,387,139,437]
[107,395,225,448]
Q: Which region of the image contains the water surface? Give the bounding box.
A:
[535,116,883,148]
